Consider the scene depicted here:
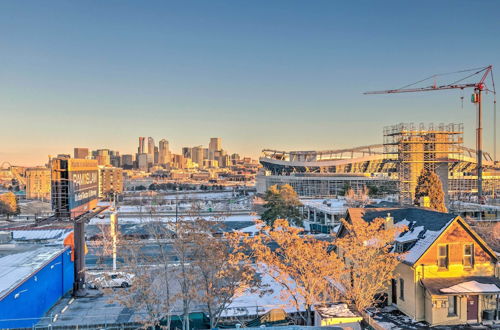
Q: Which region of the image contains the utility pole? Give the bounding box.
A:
[175,186,179,222]
[110,212,118,271]
[73,218,86,297]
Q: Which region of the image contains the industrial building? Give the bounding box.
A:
[257,123,500,205]
[0,230,74,328]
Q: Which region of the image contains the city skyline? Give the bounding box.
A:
[1,1,500,166]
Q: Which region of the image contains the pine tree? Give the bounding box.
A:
[261,184,302,226]
[414,168,447,212]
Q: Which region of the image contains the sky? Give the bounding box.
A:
[1,0,500,166]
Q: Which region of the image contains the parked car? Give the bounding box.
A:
[88,271,135,289]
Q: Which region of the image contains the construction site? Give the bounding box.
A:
[258,122,499,203]
[259,66,499,214]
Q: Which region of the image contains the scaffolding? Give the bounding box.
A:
[384,123,464,205]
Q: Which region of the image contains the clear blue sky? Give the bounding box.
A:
[1,0,499,165]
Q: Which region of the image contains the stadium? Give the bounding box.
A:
[257,123,500,205]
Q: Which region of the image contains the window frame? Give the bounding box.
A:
[437,244,449,269]
[399,278,404,301]
[463,243,474,268]
[447,296,457,316]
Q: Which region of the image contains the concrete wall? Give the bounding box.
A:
[0,247,74,328]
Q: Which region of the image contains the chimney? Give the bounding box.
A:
[385,212,394,230]
[419,196,430,208]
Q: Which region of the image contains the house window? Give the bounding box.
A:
[463,244,474,268]
[448,296,457,316]
[399,278,404,300]
[438,244,449,269]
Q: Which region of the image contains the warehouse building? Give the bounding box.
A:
[0,232,74,328]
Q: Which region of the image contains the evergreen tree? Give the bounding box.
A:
[261,184,302,226]
[414,168,447,212]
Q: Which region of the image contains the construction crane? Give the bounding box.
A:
[364,65,496,204]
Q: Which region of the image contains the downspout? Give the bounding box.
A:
[420,264,425,322]
[414,265,418,320]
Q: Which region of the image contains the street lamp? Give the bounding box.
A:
[175,186,179,222]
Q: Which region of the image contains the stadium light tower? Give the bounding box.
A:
[365,66,496,204]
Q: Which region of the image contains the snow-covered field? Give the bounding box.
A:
[89,214,258,225]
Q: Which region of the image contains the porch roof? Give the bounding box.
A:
[421,276,500,296]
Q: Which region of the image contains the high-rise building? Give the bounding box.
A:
[191,146,204,167]
[147,137,155,157]
[172,154,184,169]
[25,167,51,200]
[231,153,240,165]
[98,166,124,198]
[159,139,171,165]
[121,154,134,169]
[182,147,192,159]
[137,153,149,171]
[154,146,159,164]
[109,150,120,167]
[94,149,111,166]
[209,137,222,160]
[74,148,89,159]
[138,137,146,154]
[203,159,219,168]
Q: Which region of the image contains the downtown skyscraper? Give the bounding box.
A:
[158,139,170,165]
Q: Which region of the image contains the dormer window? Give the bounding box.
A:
[437,244,448,269]
[463,244,474,268]
[394,242,404,253]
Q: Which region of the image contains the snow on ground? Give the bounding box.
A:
[89,214,258,225]
[222,271,300,317]
[160,192,237,200]
[123,191,250,201]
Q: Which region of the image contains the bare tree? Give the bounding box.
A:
[335,217,406,312]
[172,220,200,330]
[247,219,343,325]
[345,186,370,208]
[104,222,177,328]
[190,220,260,328]
[109,238,170,328]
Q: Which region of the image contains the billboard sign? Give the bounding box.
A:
[67,159,98,218]
[51,158,98,219]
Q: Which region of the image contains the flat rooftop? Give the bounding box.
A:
[0,244,67,299]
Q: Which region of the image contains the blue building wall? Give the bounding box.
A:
[0,247,74,329]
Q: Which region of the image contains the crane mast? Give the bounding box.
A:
[365,65,495,205]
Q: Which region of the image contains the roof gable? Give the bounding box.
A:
[416,217,497,266]
[339,207,456,265]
